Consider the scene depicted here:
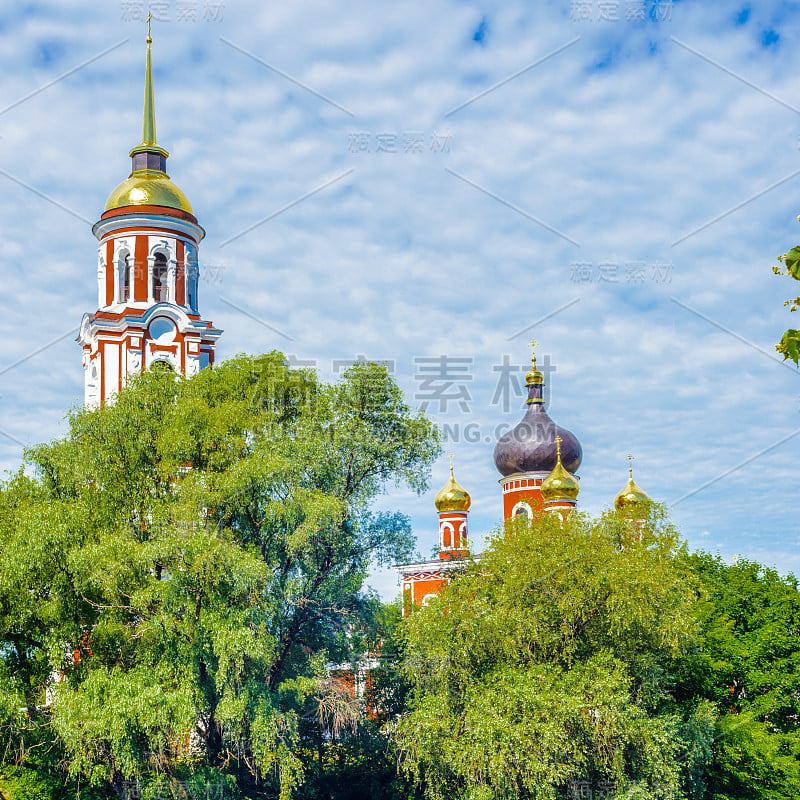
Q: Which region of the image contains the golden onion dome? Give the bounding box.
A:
[105,169,194,214]
[435,462,471,513]
[526,363,544,385]
[614,458,650,512]
[541,436,580,502]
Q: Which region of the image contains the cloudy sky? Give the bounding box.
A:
[1,0,799,598]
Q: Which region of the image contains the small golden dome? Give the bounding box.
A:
[105,169,194,214]
[541,436,579,502]
[435,460,471,513]
[526,363,544,385]
[525,338,544,385]
[614,457,650,512]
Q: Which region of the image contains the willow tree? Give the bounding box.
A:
[393,507,714,800]
[0,352,437,796]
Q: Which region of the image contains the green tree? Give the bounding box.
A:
[670,553,800,799]
[0,352,437,798]
[392,507,711,800]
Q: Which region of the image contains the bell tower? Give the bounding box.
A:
[78,18,221,407]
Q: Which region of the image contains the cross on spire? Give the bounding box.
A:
[627,453,633,478]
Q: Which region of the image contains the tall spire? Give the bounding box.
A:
[129,14,169,173]
[142,12,157,147]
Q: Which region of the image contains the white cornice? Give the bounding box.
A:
[93,212,205,244]
[395,555,478,577]
[78,305,222,345]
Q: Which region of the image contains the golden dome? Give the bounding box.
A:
[435,461,471,513]
[526,363,544,385]
[105,169,194,214]
[541,436,579,502]
[614,458,650,512]
[525,338,544,386]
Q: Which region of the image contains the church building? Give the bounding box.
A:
[397,345,651,613]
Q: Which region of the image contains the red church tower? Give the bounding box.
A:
[78,22,221,407]
[397,458,472,614]
[436,454,471,559]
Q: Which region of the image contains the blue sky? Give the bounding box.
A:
[1,0,799,598]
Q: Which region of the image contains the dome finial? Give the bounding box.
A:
[627,453,633,479]
[525,338,544,386]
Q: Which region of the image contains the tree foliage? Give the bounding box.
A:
[392,507,712,800]
[773,244,800,363]
[0,352,438,797]
[671,553,800,799]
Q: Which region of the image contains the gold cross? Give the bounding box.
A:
[146,11,152,43]
[529,338,537,366]
[627,454,633,477]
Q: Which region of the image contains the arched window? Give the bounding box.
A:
[150,359,174,373]
[441,522,453,549]
[120,254,131,302]
[153,253,168,302]
[512,501,533,520]
[422,593,438,606]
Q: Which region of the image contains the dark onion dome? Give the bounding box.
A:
[614,458,650,512]
[540,436,580,502]
[493,347,582,477]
